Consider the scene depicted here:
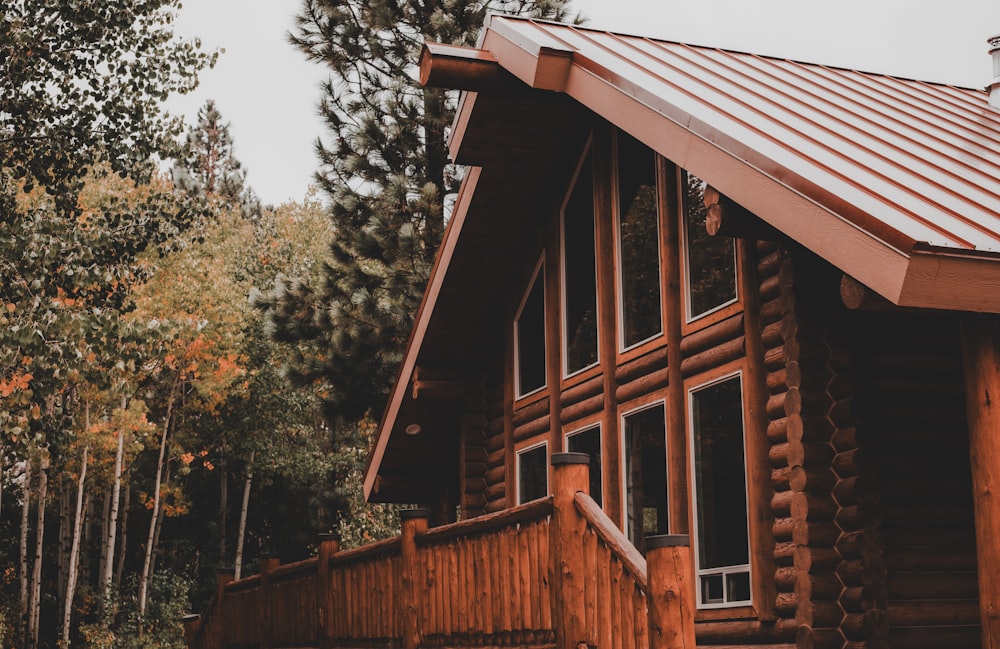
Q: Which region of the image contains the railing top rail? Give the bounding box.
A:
[225,574,261,593]
[574,491,648,590]
[270,556,319,582]
[331,535,402,565]
[418,495,554,546]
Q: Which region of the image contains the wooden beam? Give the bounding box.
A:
[840,274,896,311]
[959,313,1000,648]
[701,185,781,240]
[419,42,519,92]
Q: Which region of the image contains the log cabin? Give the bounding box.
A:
[186,18,1000,649]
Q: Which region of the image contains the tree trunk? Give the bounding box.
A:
[62,445,89,646]
[149,462,170,580]
[28,456,48,649]
[98,489,111,597]
[138,390,174,617]
[234,451,254,580]
[58,486,71,609]
[19,456,31,647]
[114,473,130,590]
[103,398,126,608]
[219,445,228,564]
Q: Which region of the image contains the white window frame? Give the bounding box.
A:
[560,139,601,379]
[687,369,752,609]
[613,131,664,353]
[679,170,739,324]
[514,255,546,400]
[619,399,669,545]
[565,422,603,505]
[516,441,549,505]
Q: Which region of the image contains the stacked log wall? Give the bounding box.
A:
[484,387,507,513]
[852,312,979,649]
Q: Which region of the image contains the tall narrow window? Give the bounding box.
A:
[690,373,751,607]
[616,132,662,349]
[622,403,668,551]
[566,425,602,507]
[562,148,599,375]
[517,443,548,504]
[515,259,546,398]
[682,171,737,321]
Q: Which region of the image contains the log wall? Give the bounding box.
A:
[851,311,979,649]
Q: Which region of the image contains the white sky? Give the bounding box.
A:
[167,0,1000,206]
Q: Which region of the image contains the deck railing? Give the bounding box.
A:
[184,453,695,649]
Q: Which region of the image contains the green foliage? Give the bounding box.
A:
[79,573,191,649]
[1,0,215,209]
[258,0,576,423]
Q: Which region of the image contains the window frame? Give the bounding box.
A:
[619,396,670,551]
[515,440,549,505]
[685,364,753,611]
[678,169,741,334]
[564,420,604,507]
[560,139,601,381]
[613,129,666,355]
[513,254,547,402]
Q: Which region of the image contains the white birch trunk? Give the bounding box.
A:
[102,395,126,605]
[62,445,89,646]
[234,452,254,580]
[138,390,173,617]
[19,457,31,647]
[28,456,48,649]
[114,474,130,590]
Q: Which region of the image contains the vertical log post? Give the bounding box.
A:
[401,509,430,649]
[214,568,234,649]
[259,555,280,649]
[551,452,590,649]
[317,533,341,649]
[182,613,201,649]
[959,314,1000,648]
[645,535,696,649]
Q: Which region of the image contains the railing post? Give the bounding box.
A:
[213,568,234,649]
[318,533,341,649]
[551,452,590,649]
[401,508,430,649]
[182,613,201,649]
[645,535,696,649]
[260,555,281,649]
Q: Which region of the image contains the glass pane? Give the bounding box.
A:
[684,172,737,319]
[617,133,662,348]
[516,269,546,396]
[567,426,602,507]
[692,376,749,570]
[701,574,724,605]
[563,151,598,374]
[623,404,668,550]
[518,445,548,504]
[727,571,751,603]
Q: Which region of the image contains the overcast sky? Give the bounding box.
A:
[167,0,1000,206]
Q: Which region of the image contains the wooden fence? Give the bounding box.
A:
[184,453,695,649]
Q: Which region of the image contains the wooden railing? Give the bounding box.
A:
[184,453,695,649]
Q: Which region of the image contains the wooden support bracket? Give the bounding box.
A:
[702,185,781,241]
[419,42,520,92]
[840,274,895,311]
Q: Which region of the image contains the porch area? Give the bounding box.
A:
[183,453,696,649]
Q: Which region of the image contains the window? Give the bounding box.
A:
[616,132,662,350]
[517,443,548,504]
[566,425,602,507]
[515,258,546,398]
[621,403,669,552]
[682,171,737,322]
[689,373,751,607]
[562,147,599,376]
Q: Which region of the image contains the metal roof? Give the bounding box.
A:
[471,15,1000,311]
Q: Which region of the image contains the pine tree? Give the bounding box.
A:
[173,99,260,213]
[258,0,575,423]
